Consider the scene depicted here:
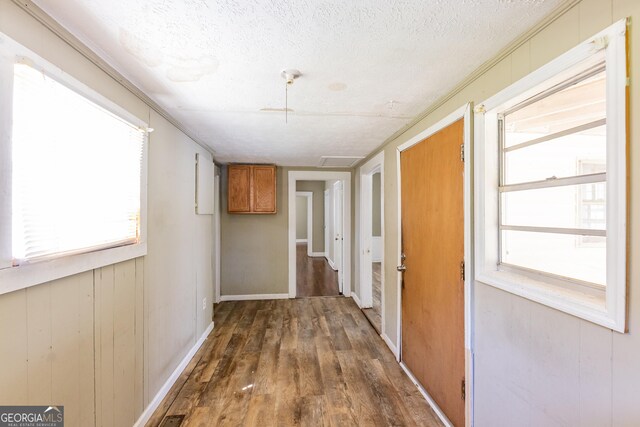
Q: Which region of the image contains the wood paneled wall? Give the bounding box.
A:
[0,258,143,426]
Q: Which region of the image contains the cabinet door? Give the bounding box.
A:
[252,165,276,213]
[228,165,251,212]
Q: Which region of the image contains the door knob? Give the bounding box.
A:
[397,265,406,272]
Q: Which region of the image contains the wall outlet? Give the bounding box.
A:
[202,297,207,311]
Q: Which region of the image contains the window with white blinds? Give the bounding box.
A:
[10,63,144,263]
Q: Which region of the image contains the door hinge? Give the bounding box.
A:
[461,378,466,401]
[460,260,465,281]
[460,144,465,162]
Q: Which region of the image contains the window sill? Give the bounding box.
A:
[475,268,622,332]
[0,242,147,295]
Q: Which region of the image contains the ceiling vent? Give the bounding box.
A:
[319,156,365,168]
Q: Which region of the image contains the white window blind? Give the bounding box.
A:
[11,63,144,263]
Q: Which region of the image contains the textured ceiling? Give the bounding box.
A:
[34,0,563,166]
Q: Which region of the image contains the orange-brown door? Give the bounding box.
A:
[400,119,465,426]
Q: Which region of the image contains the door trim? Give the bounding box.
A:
[288,171,351,298]
[214,173,221,303]
[396,103,474,427]
[357,152,385,332]
[324,189,331,265]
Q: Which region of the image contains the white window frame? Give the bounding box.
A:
[474,19,628,332]
[0,32,149,295]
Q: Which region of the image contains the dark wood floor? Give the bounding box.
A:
[147,297,442,427]
[362,262,382,333]
[296,243,340,297]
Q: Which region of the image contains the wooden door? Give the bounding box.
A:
[400,119,465,426]
[228,165,251,213]
[252,166,276,213]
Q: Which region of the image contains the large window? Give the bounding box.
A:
[499,62,607,288]
[475,20,628,332]
[0,34,148,294]
[11,64,144,263]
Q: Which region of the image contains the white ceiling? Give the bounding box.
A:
[34,0,562,166]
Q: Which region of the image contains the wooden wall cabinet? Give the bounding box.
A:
[227,164,277,214]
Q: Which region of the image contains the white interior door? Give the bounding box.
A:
[360,174,373,307]
[324,189,330,260]
[333,180,344,292]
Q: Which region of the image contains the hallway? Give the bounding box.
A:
[148,298,442,426]
[296,243,340,297]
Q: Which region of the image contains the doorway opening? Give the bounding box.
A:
[358,151,384,334]
[295,182,340,297]
[288,171,351,298]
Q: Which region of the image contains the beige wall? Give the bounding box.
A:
[0,2,216,425]
[295,196,308,240]
[220,165,288,296]
[357,0,640,424]
[296,180,325,253]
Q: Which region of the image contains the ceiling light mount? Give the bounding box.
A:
[281,69,301,85]
[280,69,301,123]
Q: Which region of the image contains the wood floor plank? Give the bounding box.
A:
[148,297,443,427]
[213,351,260,426]
[253,327,281,395]
[336,351,388,427]
[244,393,276,426]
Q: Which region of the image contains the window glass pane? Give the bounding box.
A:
[503,126,606,185]
[501,230,606,286]
[11,64,143,261]
[503,67,606,149]
[502,183,606,230]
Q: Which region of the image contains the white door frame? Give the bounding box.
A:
[288,171,351,298]
[396,103,474,427]
[358,152,385,321]
[324,189,331,263]
[295,191,314,256]
[214,173,221,304]
[333,180,344,292]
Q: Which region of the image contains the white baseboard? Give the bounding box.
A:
[327,258,337,270]
[309,251,326,257]
[220,293,289,301]
[351,293,362,308]
[381,333,399,360]
[133,321,214,427]
[296,239,308,243]
[399,362,453,427]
